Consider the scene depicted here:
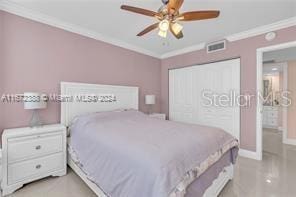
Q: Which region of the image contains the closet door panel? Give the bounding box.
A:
[169,59,240,140]
[169,67,195,124]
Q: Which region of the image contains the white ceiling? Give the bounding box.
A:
[263,63,283,74]
[263,47,296,63]
[2,0,296,57]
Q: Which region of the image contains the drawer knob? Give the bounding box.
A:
[35,145,41,150]
[36,164,42,169]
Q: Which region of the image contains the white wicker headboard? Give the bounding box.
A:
[60,82,139,127]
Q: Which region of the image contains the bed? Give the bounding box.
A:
[61,82,238,197]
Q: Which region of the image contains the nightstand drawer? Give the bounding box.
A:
[267,111,278,118]
[8,153,64,185]
[8,133,63,163]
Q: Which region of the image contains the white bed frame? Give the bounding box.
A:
[60,82,233,197]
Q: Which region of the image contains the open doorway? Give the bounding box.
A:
[257,42,296,160]
[262,61,287,155]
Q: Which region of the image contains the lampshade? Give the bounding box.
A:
[24,92,47,110]
[171,23,183,35]
[145,95,155,105]
[159,20,169,32]
[158,30,167,38]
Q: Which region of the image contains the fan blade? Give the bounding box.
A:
[170,24,183,39]
[121,5,159,17]
[168,0,184,13]
[137,23,159,36]
[178,11,220,21]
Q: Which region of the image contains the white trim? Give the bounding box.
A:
[283,138,296,146]
[238,149,261,160]
[282,63,296,146]
[227,17,296,42]
[161,43,206,59]
[0,0,160,59]
[258,41,296,53]
[161,17,296,58]
[257,41,296,161]
[0,0,295,59]
[256,47,264,161]
[282,63,289,145]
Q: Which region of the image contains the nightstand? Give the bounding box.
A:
[149,113,166,120]
[1,124,67,196]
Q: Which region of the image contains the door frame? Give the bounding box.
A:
[256,41,296,161]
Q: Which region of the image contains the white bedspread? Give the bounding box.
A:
[69,110,238,197]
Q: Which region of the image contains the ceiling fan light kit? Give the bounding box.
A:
[121,0,220,39]
[159,19,170,32]
[158,30,168,38]
[171,22,183,35]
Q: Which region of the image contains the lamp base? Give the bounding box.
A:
[147,105,153,115]
[30,110,43,128]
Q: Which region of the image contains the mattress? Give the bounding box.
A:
[68,110,238,197]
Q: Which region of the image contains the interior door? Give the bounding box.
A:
[169,67,195,124]
[169,58,240,140]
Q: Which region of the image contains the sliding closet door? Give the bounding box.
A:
[169,58,240,140]
[169,67,195,124]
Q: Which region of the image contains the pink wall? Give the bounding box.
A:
[0,11,161,132]
[0,11,4,133]
[1,10,296,152]
[278,72,283,128]
[161,26,296,151]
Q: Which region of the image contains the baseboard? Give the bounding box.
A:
[238,149,261,160]
[278,127,283,131]
[283,138,296,146]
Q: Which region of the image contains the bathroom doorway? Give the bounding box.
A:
[257,42,296,160]
[262,62,287,155]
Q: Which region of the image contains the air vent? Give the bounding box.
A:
[206,40,226,53]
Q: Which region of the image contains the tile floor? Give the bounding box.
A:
[6,129,296,197]
[220,129,296,197]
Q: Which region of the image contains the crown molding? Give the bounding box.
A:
[0,0,295,60]
[226,16,296,42]
[0,0,161,59]
[160,17,296,59]
[160,43,206,59]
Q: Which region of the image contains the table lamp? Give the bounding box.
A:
[145,95,155,114]
[24,92,47,127]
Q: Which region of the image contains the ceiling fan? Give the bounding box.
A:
[120,0,220,39]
